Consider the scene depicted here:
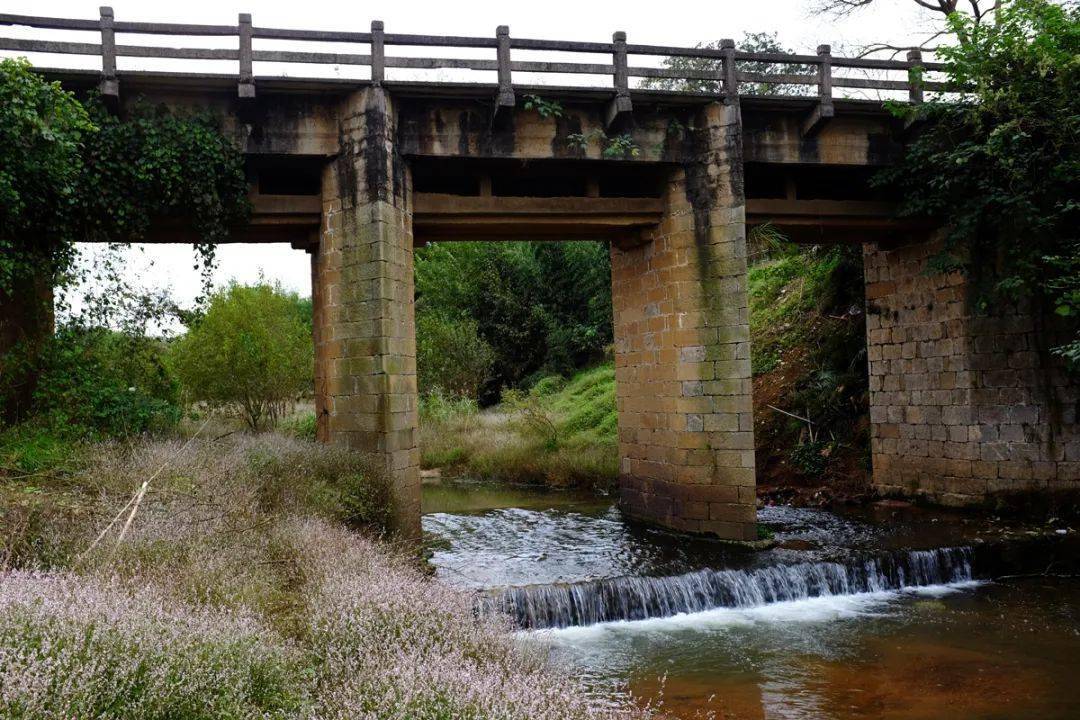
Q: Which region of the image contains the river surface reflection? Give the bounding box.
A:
[422,479,1080,719]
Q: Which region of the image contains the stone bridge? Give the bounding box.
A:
[2,9,1076,538]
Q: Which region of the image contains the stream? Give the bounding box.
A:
[422,480,1080,719]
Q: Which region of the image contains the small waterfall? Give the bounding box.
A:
[483,546,975,630]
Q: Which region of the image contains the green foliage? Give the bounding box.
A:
[171,283,313,430]
[0,58,248,302]
[641,32,813,95]
[77,99,249,300]
[567,129,641,158]
[789,439,832,476]
[522,94,565,118]
[32,326,181,438]
[0,58,93,290]
[279,411,317,441]
[414,241,612,403]
[416,312,495,399]
[878,0,1080,366]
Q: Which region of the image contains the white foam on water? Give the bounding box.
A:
[529,580,986,642]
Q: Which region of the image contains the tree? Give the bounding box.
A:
[641,32,813,96]
[0,58,93,289]
[814,0,998,56]
[171,283,314,430]
[414,241,614,403]
[877,0,1079,365]
[0,59,94,421]
[416,312,495,399]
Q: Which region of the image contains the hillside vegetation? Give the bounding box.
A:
[747,245,870,495]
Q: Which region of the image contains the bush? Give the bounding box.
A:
[241,437,390,534]
[278,411,316,441]
[32,325,181,438]
[789,439,831,477]
[416,312,494,400]
[171,283,312,430]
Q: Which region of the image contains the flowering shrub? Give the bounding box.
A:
[0,572,301,718]
[291,517,640,719]
[0,435,649,719]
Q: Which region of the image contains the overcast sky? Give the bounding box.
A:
[11,0,943,315]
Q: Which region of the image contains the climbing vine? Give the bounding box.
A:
[0,57,249,306]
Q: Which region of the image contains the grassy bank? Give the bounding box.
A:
[747,245,869,492]
[0,427,645,719]
[421,363,619,488]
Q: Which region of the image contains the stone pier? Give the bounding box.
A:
[611,102,757,540]
[312,87,421,537]
[864,235,1080,504]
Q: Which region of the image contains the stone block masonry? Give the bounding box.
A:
[312,87,421,538]
[864,235,1080,505]
[611,101,757,541]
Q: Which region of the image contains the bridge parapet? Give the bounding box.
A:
[1,7,949,140]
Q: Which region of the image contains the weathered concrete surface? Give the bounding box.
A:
[398,100,693,163]
[864,235,1080,505]
[312,87,420,537]
[611,102,757,540]
[741,108,901,166]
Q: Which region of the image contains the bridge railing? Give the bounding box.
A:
[0,7,950,121]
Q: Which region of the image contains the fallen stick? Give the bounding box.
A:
[81,418,211,560]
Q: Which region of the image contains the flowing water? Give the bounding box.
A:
[422,480,1080,719]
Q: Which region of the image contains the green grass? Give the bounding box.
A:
[0,424,79,475]
[548,364,618,445]
[420,362,618,488]
[748,246,861,372]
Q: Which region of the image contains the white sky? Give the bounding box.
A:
[11,0,944,314]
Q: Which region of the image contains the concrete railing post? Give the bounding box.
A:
[371,20,385,84]
[99,6,118,100]
[907,48,924,104]
[495,25,514,110]
[238,13,254,98]
[604,30,632,128]
[720,38,737,103]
